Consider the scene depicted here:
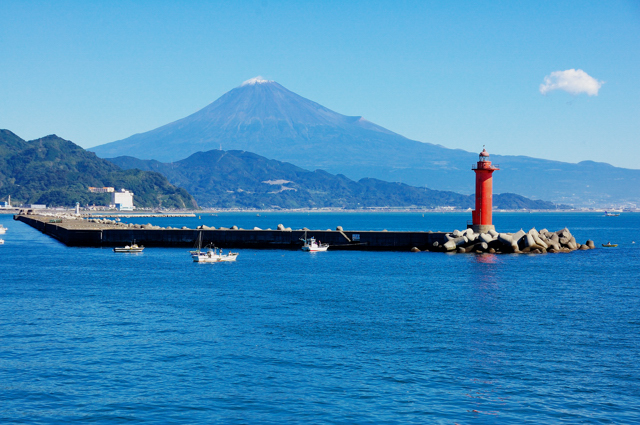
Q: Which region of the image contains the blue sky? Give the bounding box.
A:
[1,0,638,168]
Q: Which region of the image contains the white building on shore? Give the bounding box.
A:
[111,189,134,211]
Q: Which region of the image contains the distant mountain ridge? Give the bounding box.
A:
[90,78,640,206]
[107,149,565,210]
[0,130,197,208]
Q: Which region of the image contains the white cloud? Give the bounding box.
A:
[539,69,603,96]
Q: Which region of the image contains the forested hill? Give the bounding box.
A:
[0,130,197,209]
[108,149,565,210]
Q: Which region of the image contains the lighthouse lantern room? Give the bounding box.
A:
[471,148,499,233]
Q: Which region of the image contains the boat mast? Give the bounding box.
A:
[196,231,202,251]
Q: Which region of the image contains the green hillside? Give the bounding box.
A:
[0,130,197,209]
[108,150,565,210]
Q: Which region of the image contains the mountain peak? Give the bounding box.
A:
[90,77,405,162]
[241,76,274,86]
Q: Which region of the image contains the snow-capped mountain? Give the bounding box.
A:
[91,78,640,206]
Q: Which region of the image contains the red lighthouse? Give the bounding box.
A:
[471,148,499,233]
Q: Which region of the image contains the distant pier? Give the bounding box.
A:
[84,213,196,218]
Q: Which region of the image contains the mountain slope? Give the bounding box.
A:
[91,78,404,164]
[107,149,563,210]
[0,130,197,208]
[91,78,640,206]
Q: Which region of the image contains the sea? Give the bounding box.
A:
[1,212,638,424]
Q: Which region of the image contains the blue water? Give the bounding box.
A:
[1,212,639,424]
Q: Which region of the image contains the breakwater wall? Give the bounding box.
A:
[15,215,448,251]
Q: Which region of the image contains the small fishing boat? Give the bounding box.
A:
[0,239,4,244]
[191,231,238,262]
[113,241,144,252]
[602,242,618,247]
[604,211,620,217]
[192,246,239,263]
[300,231,329,252]
[0,225,7,234]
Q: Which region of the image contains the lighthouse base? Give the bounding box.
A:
[467,224,496,233]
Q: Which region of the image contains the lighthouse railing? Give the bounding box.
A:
[472,163,500,170]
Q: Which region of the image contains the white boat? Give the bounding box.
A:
[191,232,238,262]
[300,231,329,252]
[604,211,620,217]
[0,225,7,234]
[113,241,144,253]
[192,246,238,262]
[0,239,4,244]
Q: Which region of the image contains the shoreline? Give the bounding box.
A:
[1,208,637,215]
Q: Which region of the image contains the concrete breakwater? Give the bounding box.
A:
[15,215,595,254]
[15,215,448,250]
[428,227,595,254]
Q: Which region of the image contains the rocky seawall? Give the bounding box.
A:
[426,227,594,254]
